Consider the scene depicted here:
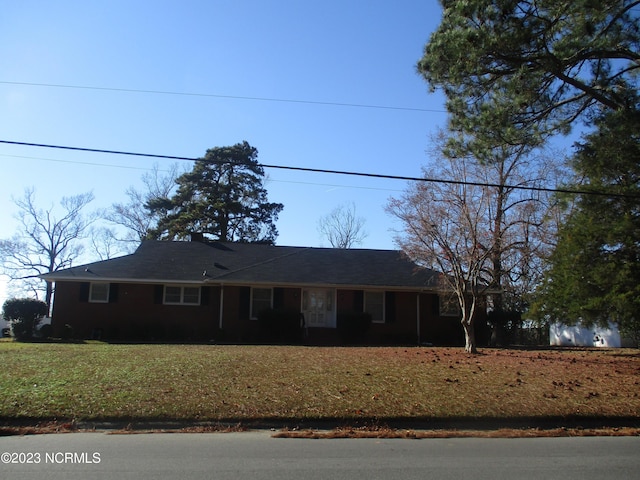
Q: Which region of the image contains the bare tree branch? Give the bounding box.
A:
[0,188,95,310]
[387,139,563,351]
[317,202,368,249]
[102,162,181,244]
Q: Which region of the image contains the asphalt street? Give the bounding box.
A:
[1,432,638,480]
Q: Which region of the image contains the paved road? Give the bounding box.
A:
[1,432,638,480]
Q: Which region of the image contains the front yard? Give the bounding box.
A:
[0,342,638,428]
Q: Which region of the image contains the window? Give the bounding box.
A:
[251,287,272,319]
[439,294,461,317]
[164,286,201,305]
[364,291,385,323]
[182,287,201,304]
[89,283,110,303]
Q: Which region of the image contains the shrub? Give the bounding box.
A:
[38,323,53,339]
[487,309,522,346]
[60,323,74,341]
[337,311,372,344]
[2,298,48,341]
[258,308,303,343]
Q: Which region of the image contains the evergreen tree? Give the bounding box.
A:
[418,0,640,156]
[532,109,640,343]
[148,142,283,244]
[2,298,48,341]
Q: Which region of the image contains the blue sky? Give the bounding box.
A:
[0,0,448,304]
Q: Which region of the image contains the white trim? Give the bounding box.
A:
[41,275,442,293]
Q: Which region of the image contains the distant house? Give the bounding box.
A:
[40,238,472,345]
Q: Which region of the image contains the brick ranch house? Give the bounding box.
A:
[41,239,474,345]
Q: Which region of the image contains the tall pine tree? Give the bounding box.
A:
[148,142,283,244]
[418,0,640,156]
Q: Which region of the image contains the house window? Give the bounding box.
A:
[164,286,201,305]
[89,283,110,303]
[251,287,272,319]
[439,294,461,317]
[364,291,385,323]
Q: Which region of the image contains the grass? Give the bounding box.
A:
[0,342,638,429]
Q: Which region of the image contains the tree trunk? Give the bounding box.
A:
[462,319,477,354]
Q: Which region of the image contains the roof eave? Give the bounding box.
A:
[42,276,441,292]
[41,275,209,285]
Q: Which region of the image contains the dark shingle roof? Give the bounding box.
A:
[41,241,440,290]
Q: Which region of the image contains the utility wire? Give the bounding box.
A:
[0,153,402,192]
[0,81,444,113]
[1,140,637,199]
[0,153,154,172]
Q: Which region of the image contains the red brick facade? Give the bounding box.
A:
[51,281,467,345]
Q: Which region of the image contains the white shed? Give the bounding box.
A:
[549,322,621,348]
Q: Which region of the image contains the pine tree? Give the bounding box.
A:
[148,142,283,244]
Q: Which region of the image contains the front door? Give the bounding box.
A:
[303,289,334,328]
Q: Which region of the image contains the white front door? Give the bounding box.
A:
[303,289,335,328]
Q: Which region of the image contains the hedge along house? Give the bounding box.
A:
[40,238,470,345]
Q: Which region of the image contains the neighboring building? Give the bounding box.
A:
[40,238,474,345]
[550,322,623,348]
[0,313,9,337]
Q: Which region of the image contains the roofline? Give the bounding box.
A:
[211,280,441,292]
[42,276,441,292]
[41,276,206,285]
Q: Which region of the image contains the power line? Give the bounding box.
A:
[0,153,154,172]
[0,81,444,113]
[1,140,637,199]
[0,153,402,193]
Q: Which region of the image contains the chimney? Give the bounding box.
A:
[190,232,204,243]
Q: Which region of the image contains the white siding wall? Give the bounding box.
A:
[550,322,621,347]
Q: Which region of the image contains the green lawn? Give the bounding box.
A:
[0,342,638,424]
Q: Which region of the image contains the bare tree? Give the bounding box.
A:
[318,202,368,249]
[89,226,127,261]
[387,145,554,352]
[103,162,181,246]
[0,188,95,311]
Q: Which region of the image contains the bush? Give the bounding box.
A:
[38,324,53,339]
[60,323,74,341]
[487,309,522,346]
[337,311,372,344]
[2,298,48,341]
[258,308,303,343]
